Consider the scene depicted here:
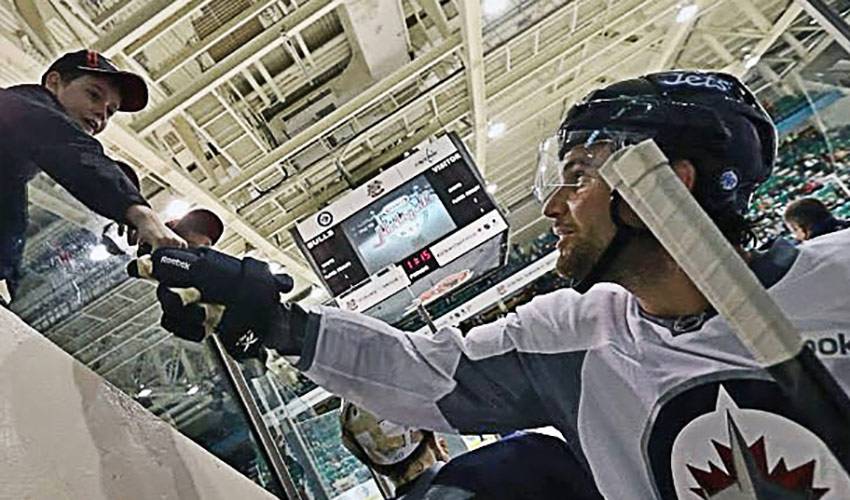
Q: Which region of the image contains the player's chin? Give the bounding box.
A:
[555,253,587,283]
[555,242,601,285]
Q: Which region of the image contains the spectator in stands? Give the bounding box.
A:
[1,50,185,305]
[783,197,849,241]
[339,402,602,499]
[106,161,224,253]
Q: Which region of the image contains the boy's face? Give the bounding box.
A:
[46,72,122,136]
[785,220,808,241]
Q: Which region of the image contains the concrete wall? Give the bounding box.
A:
[0,307,276,500]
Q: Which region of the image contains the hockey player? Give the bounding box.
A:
[340,401,602,499]
[133,71,850,498]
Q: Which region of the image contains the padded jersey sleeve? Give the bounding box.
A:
[295,287,613,434]
[296,307,548,433]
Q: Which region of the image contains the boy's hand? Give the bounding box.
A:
[125,204,187,249]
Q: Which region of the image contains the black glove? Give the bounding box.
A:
[127,247,307,362]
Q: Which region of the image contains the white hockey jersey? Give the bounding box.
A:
[294,229,850,499]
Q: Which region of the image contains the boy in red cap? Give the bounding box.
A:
[0,50,185,304]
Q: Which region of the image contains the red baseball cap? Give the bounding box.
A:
[44,50,148,112]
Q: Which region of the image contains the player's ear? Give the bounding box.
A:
[671,159,697,192]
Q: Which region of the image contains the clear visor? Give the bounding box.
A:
[533,130,650,204]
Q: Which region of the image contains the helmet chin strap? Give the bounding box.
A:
[572,193,647,293]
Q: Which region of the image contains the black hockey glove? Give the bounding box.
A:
[127,247,308,362]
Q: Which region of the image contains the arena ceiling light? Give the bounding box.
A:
[487,121,507,139]
[483,0,510,17]
[163,199,191,221]
[486,183,499,194]
[89,244,110,262]
[676,3,699,23]
[744,54,761,69]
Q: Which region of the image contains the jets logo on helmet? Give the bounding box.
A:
[656,72,734,93]
[719,170,740,191]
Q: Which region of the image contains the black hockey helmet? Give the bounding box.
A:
[554,71,777,214]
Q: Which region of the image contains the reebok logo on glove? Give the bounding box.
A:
[160,255,191,271]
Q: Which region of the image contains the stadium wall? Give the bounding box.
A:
[0,307,275,500]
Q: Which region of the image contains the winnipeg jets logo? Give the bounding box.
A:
[236,330,259,352]
[687,411,828,499]
[667,385,847,499]
[367,180,385,198]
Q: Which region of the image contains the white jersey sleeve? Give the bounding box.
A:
[294,284,627,439]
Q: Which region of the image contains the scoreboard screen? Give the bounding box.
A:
[292,133,509,324]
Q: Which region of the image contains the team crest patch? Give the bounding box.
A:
[367,180,385,198]
[719,170,739,191]
[647,380,849,499]
[686,410,828,498]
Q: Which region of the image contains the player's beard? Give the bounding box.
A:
[554,230,611,285]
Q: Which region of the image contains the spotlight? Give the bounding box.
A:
[676,4,698,23]
[89,244,110,262]
[487,121,506,139]
[743,55,760,69]
[482,0,509,17]
[163,199,191,220]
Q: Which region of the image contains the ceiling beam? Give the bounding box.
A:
[492,5,677,122]
[794,0,850,54]
[132,0,341,135]
[701,32,737,64]
[219,0,647,201]
[92,0,195,56]
[723,3,804,76]
[215,31,463,198]
[649,1,703,72]
[124,0,208,55]
[458,0,488,174]
[148,0,278,83]
[419,0,452,39]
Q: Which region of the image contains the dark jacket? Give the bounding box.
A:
[809,217,850,239]
[0,84,147,296]
[393,433,602,500]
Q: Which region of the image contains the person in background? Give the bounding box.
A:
[340,402,602,500]
[1,49,185,305]
[783,196,849,241]
[106,161,224,252]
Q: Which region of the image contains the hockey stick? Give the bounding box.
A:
[598,139,850,471]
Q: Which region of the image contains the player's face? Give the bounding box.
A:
[48,73,121,136]
[542,141,617,282]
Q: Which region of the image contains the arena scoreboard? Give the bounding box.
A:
[292,132,509,324]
